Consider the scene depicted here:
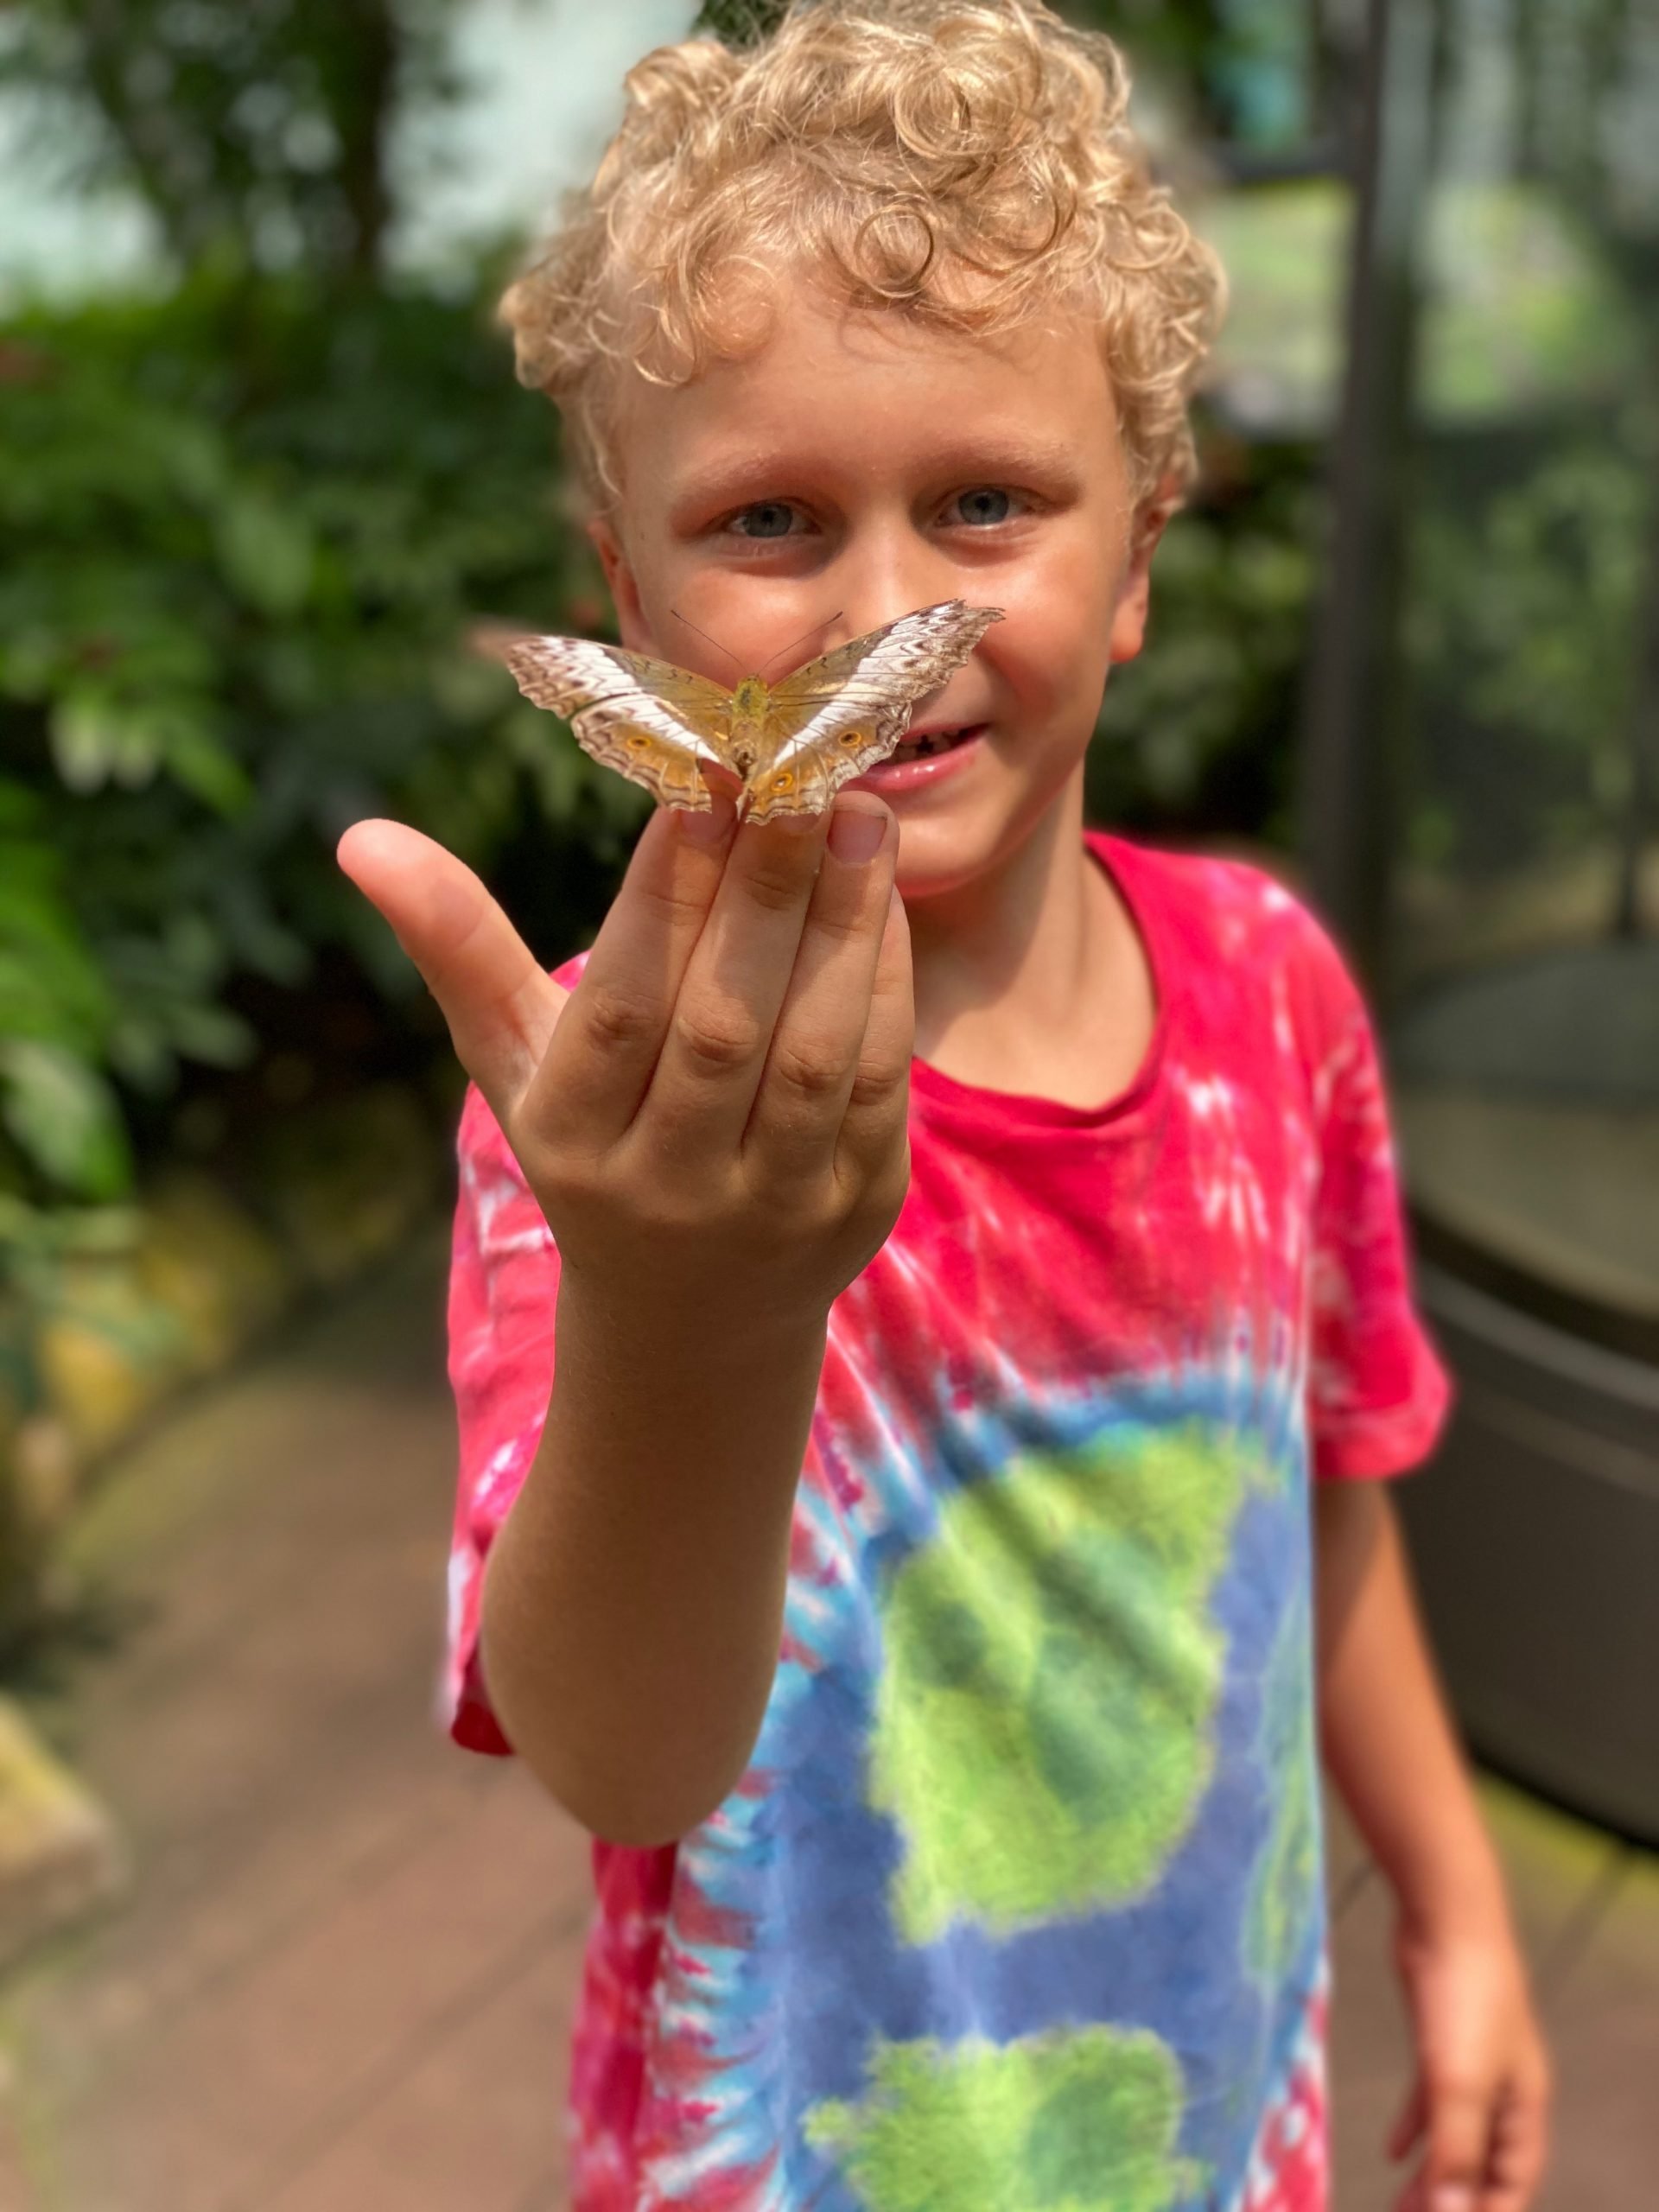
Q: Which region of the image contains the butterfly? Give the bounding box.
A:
[493,599,1003,822]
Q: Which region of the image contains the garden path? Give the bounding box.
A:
[0,1220,1654,2211]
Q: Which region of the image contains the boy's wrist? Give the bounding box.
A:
[1383,1828,1515,1949]
[556,1255,835,1371]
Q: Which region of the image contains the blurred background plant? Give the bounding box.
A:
[0,1,670,1199]
[0,7,669,1610]
[0,11,652,1676]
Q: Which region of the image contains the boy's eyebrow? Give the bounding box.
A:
[664,437,1084,524]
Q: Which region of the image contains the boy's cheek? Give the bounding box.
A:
[988,624,1116,747]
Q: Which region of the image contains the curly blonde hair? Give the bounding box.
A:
[500,0,1224,515]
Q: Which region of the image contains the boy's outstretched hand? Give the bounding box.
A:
[335,788,912,1332]
[1388,1910,1553,2212]
[338,788,913,1839]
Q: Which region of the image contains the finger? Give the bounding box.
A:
[637,806,835,1155]
[835,878,914,1189]
[1480,2080,1549,2210]
[1422,2072,1492,2212]
[742,798,898,1184]
[1389,2074,1429,2162]
[528,792,740,1145]
[335,817,566,1134]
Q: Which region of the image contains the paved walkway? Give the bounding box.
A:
[0,1221,1654,2210]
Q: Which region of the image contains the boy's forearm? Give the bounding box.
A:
[1314,1480,1511,1937]
[480,1268,828,1846]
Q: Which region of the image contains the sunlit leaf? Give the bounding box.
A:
[0,1039,133,1200]
[49,691,147,792]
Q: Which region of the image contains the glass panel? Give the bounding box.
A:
[1383,0,1659,1333]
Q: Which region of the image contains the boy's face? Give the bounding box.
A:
[589,276,1160,904]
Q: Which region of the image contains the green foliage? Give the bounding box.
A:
[1087,438,1317,848]
[1403,417,1653,880]
[690,0,1234,84]
[0,0,458,280]
[694,0,787,43]
[0,270,646,1218]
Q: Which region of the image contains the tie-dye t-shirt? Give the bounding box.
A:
[441,830,1452,2212]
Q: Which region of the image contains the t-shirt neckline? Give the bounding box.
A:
[908,830,1172,1134]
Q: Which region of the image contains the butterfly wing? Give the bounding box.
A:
[499,635,734,811]
[744,600,1004,820]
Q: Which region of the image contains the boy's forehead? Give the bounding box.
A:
[611,281,1116,511]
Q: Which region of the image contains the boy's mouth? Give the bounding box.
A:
[850,722,988,797]
[884,722,984,765]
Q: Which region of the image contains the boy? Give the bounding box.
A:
[338,3,1551,2207]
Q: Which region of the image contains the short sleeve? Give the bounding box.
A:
[1296,912,1454,1482]
[438,1073,561,1755]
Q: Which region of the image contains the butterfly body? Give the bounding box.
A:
[727,677,769,776]
[499,599,1003,821]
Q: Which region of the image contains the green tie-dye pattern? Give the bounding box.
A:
[869,1419,1266,1941]
[1244,1589,1320,1984]
[804,2027,1206,2212]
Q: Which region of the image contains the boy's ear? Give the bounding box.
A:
[586,515,655,654]
[1107,473,1181,668]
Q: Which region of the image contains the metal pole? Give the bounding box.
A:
[1295,0,1435,995]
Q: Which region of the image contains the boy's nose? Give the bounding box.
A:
[822,539,964,649]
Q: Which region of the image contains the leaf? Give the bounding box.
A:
[161,1001,258,1067]
[159,711,255,816]
[0,841,112,1047]
[0,1039,133,1201]
[215,492,316,616]
[49,691,147,794]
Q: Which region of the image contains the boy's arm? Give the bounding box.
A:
[480,1277,829,1843]
[1315,1479,1552,2212]
[340,791,911,1846]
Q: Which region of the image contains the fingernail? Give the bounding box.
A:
[677,802,730,849]
[828,804,887,863]
[1431,2186,1476,2212]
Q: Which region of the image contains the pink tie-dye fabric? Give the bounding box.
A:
[440,830,1451,2212]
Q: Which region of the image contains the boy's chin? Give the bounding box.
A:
[891,810,1027,904]
[890,760,1089,901]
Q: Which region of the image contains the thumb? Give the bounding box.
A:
[336,817,568,1133]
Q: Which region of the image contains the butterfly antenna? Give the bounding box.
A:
[670,608,744,675]
[759,613,842,680]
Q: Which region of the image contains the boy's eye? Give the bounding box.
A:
[727,501,802,539]
[949,487,1017,527]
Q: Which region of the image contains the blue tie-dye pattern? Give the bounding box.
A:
[648,1334,1325,2212]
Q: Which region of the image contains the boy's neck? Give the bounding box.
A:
[906,784,1156,1113]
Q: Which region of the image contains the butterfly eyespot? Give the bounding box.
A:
[627,736,649,751]
[840,729,865,747]
[772,772,794,790]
